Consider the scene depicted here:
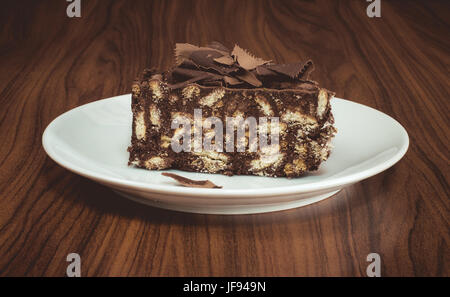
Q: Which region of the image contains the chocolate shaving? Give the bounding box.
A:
[266,60,314,79]
[168,74,211,89]
[223,76,242,85]
[162,172,223,189]
[190,50,228,72]
[175,43,200,65]
[172,66,222,80]
[214,55,235,66]
[170,42,315,89]
[207,41,231,53]
[231,44,270,70]
[266,62,305,79]
[298,60,315,79]
[235,69,262,87]
[175,43,227,65]
[255,65,278,76]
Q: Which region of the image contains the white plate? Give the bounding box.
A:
[42,95,409,214]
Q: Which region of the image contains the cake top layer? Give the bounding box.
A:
[159,42,316,90]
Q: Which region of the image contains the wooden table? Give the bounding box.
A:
[0,0,448,277]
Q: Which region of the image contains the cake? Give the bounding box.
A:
[128,42,336,177]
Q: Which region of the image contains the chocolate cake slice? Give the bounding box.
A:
[128,42,336,177]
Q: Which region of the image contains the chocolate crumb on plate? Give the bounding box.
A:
[162,172,223,189]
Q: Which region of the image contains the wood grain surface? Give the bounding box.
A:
[0,0,448,277]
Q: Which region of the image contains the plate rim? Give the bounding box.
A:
[42,94,409,198]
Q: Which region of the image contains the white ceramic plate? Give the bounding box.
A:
[42,95,409,214]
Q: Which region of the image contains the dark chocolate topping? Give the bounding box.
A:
[166,42,315,89]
